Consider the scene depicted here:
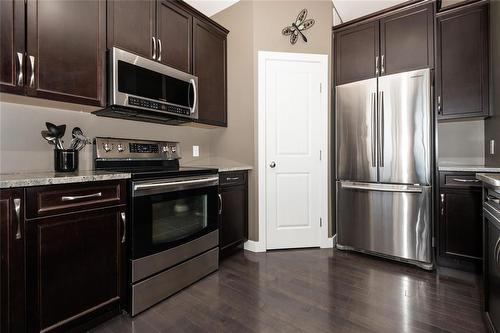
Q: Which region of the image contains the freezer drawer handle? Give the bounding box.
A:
[453,178,480,183]
[341,183,423,193]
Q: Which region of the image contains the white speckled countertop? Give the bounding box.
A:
[477,173,500,187]
[438,164,500,173]
[183,158,253,173]
[0,170,131,189]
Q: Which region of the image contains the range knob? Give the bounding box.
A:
[117,144,125,152]
[162,146,170,153]
[103,143,113,152]
[171,146,177,153]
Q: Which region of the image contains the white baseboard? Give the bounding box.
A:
[244,240,266,253]
[321,236,335,249]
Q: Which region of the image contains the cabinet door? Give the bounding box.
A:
[439,189,483,261]
[334,21,379,85]
[193,17,227,126]
[380,3,434,76]
[0,189,25,333]
[436,2,489,119]
[157,1,192,73]
[107,0,156,60]
[26,207,124,332]
[0,0,25,95]
[219,185,248,251]
[486,214,500,329]
[25,0,106,106]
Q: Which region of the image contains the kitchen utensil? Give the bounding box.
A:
[45,122,66,149]
[69,127,90,151]
[41,130,64,149]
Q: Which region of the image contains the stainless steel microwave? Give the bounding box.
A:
[94,47,198,125]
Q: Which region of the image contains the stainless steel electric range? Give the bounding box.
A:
[94,137,220,316]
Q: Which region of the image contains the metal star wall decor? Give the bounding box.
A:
[282,9,315,45]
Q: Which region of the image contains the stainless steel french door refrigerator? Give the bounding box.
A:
[336,68,433,270]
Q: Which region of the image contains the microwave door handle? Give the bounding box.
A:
[190,79,197,114]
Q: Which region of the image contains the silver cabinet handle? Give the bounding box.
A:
[157,38,162,61]
[61,192,102,201]
[152,36,157,60]
[270,162,276,168]
[378,91,384,167]
[381,55,385,74]
[226,177,240,181]
[218,194,222,215]
[375,56,379,75]
[440,193,445,216]
[487,195,500,205]
[453,178,480,183]
[437,96,442,115]
[14,198,21,240]
[29,55,35,88]
[371,92,376,167]
[17,52,23,85]
[121,212,126,243]
[495,237,500,266]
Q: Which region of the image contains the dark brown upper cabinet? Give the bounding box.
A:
[25,0,106,106]
[334,2,434,86]
[380,3,434,76]
[193,17,228,126]
[334,21,379,85]
[436,1,489,120]
[0,189,25,333]
[0,0,25,95]
[157,1,192,72]
[107,0,156,60]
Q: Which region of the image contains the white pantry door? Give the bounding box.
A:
[263,53,326,250]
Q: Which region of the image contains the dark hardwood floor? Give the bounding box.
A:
[92,249,486,333]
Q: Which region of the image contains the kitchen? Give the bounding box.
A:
[0,0,499,332]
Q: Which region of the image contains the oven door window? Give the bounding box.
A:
[133,186,218,259]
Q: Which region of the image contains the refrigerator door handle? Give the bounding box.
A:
[378,91,384,167]
[371,92,377,167]
[340,181,424,193]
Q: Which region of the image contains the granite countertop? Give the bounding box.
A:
[183,158,253,173]
[438,164,500,173]
[0,170,131,189]
[477,173,500,187]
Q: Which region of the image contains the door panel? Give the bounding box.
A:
[378,69,431,185]
[107,0,155,60]
[436,3,489,119]
[337,181,432,263]
[193,18,227,126]
[380,3,434,75]
[336,78,378,182]
[26,0,105,106]
[335,21,379,85]
[157,1,192,72]
[265,58,324,249]
[0,0,25,94]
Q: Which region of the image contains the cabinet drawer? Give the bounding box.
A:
[440,172,482,188]
[26,180,126,218]
[219,171,247,187]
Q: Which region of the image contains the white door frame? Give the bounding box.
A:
[245,51,332,252]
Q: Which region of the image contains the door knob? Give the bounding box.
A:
[270,162,276,168]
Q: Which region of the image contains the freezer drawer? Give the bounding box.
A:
[337,181,432,266]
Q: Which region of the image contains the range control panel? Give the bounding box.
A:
[94,137,180,160]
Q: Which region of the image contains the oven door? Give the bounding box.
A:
[131,176,219,260]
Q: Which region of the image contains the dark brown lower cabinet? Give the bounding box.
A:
[438,172,483,271]
[0,189,25,333]
[219,171,248,258]
[22,180,126,332]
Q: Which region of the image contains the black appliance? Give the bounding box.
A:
[94,137,219,316]
[93,48,198,125]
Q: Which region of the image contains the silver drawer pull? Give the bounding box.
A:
[487,195,500,205]
[226,177,240,181]
[14,198,21,240]
[29,55,35,87]
[61,192,102,201]
[452,178,480,183]
[17,52,23,85]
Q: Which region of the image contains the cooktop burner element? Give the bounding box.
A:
[94,137,217,180]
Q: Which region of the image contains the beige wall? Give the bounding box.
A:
[213,0,333,240]
[0,96,217,173]
[438,120,485,165]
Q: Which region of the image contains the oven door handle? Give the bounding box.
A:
[133,176,219,195]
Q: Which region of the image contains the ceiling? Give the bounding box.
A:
[184,0,240,17]
[332,0,407,23]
